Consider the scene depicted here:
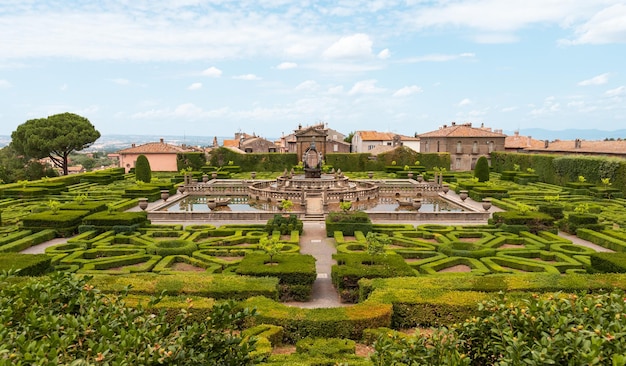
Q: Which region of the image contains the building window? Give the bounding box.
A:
[333,144,338,152]
[472,141,478,154]
[437,141,440,152]
[368,145,376,150]
[471,158,477,169]
[455,158,461,170]
[424,141,429,152]
[488,141,494,153]
[456,141,462,154]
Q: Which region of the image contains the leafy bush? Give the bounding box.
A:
[265,214,303,234]
[134,154,152,183]
[0,253,51,275]
[473,156,490,182]
[325,211,373,237]
[0,272,260,365]
[371,291,626,365]
[591,252,626,273]
[146,239,198,256]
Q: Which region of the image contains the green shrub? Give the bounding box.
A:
[134,154,152,183]
[295,337,355,358]
[0,253,51,275]
[474,156,490,182]
[371,291,626,365]
[591,252,626,273]
[325,211,373,237]
[236,254,316,301]
[146,239,198,256]
[265,214,303,234]
[490,211,555,234]
[0,272,261,365]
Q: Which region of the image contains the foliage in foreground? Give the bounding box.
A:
[372,291,626,365]
[0,271,259,366]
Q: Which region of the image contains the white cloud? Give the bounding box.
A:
[327,85,344,95]
[472,33,519,44]
[501,106,518,112]
[295,80,319,92]
[323,33,373,60]
[187,82,202,90]
[277,62,297,70]
[377,48,391,59]
[402,53,475,63]
[458,98,472,106]
[566,4,626,45]
[530,96,561,116]
[348,80,386,95]
[0,79,11,88]
[59,83,68,91]
[111,78,130,85]
[233,74,261,80]
[605,86,625,97]
[201,67,222,77]
[578,73,609,86]
[393,85,423,97]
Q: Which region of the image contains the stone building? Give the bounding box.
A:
[283,123,350,158]
[222,133,277,153]
[418,122,506,171]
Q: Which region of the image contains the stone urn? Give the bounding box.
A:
[482,198,492,211]
[416,175,423,183]
[412,198,422,210]
[202,174,209,183]
[407,172,414,179]
[211,171,218,179]
[178,185,186,194]
[160,190,170,202]
[251,171,256,179]
[367,171,374,179]
[138,198,149,211]
[442,184,450,194]
[459,190,469,201]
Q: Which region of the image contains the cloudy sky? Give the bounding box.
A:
[1,0,625,139]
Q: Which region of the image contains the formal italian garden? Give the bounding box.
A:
[2,151,626,365]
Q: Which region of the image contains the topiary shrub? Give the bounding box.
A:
[135,154,152,183]
[474,156,490,182]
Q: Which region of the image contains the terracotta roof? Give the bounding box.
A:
[222,139,240,148]
[419,123,506,138]
[505,133,545,149]
[526,139,626,155]
[357,131,396,141]
[118,141,193,154]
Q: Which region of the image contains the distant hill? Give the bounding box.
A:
[506,129,626,141]
[1,129,625,150]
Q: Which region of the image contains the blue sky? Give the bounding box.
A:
[1,1,625,140]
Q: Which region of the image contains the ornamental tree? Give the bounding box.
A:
[474,156,490,182]
[11,113,101,175]
[135,154,152,183]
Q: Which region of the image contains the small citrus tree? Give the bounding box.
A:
[259,236,284,263]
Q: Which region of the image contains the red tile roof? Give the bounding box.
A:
[118,141,193,154]
[419,123,505,138]
[357,131,420,141]
[505,133,545,149]
[526,139,626,155]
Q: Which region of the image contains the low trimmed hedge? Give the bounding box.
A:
[244,296,392,342]
[146,239,197,256]
[576,229,626,252]
[86,273,280,300]
[0,253,51,275]
[325,211,372,237]
[0,229,56,253]
[236,254,316,301]
[22,210,90,237]
[591,252,626,273]
[332,253,415,303]
[490,211,555,234]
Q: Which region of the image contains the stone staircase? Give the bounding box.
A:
[304,196,325,221]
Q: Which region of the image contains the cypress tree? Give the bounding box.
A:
[135,154,152,183]
[474,156,490,182]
